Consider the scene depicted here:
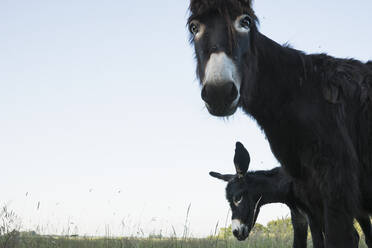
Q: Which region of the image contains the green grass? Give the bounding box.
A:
[4,233,371,248]
[0,206,369,248]
[1,226,370,248]
[0,233,300,248]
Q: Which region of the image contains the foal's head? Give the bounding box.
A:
[187,0,258,116]
[210,142,262,241]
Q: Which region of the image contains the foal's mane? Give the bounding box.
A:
[247,167,282,178]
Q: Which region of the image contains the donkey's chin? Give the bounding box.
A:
[205,103,239,117]
[236,235,248,241]
[232,223,250,241]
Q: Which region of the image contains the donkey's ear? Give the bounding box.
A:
[209,172,234,182]
[234,142,250,178]
[238,0,253,7]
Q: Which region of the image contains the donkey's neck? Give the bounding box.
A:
[242,32,308,124]
[241,33,312,176]
[247,168,292,206]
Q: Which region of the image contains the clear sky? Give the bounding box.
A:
[1,0,371,237]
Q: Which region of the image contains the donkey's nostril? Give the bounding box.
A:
[201,82,239,113]
[233,229,239,237]
[210,45,219,53]
[201,86,208,102]
[229,84,238,101]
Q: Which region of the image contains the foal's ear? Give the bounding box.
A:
[234,142,250,178]
[209,172,234,182]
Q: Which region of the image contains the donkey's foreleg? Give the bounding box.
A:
[307,216,324,248]
[323,198,358,248]
[315,141,360,248]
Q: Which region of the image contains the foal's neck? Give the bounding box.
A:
[247,168,291,205]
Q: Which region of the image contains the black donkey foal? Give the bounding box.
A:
[210,142,372,248]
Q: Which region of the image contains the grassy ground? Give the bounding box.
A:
[0,206,369,248]
[2,230,370,248]
[0,234,301,248]
[1,228,370,248]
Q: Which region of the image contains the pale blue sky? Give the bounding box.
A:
[1,0,371,237]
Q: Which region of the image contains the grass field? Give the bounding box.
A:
[0,232,305,248]
[1,228,370,248]
[1,206,369,248]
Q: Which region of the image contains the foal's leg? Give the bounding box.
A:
[291,209,308,248]
[357,216,372,248]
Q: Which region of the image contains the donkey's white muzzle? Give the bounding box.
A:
[232,219,249,241]
[201,52,240,116]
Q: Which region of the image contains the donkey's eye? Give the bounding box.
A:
[233,195,243,206]
[189,23,199,35]
[234,15,251,33]
[239,16,251,29]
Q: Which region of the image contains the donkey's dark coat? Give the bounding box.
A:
[188,1,372,247]
[210,142,372,248]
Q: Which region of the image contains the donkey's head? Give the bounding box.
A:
[188,0,258,116]
[210,142,262,241]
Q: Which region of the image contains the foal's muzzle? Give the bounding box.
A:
[232,219,249,241]
[201,82,238,116]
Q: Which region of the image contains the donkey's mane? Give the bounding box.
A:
[248,167,281,177]
[188,0,258,25]
[244,167,292,193]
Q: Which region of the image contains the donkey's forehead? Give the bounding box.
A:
[189,0,257,22]
[189,0,252,12]
[226,179,245,195]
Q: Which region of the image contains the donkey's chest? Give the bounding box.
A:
[292,179,324,223]
[251,98,335,177]
[261,116,317,178]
